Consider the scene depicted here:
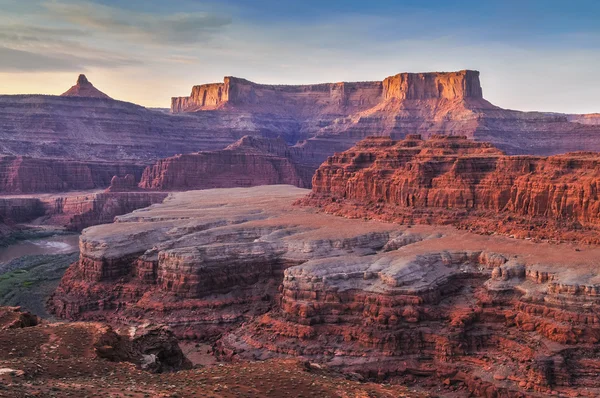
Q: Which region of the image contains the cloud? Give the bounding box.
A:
[44,1,232,45]
[0,45,141,72]
[0,46,82,72]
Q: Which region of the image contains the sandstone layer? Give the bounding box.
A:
[301,134,600,243]
[139,136,313,190]
[49,186,600,396]
[0,190,167,231]
[0,155,144,193]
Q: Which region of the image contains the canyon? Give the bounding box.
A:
[48,185,600,397]
[4,70,600,397]
[0,190,167,243]
[2,71,600,196]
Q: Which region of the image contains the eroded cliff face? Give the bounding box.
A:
[0,156,145,194]
[170,70,600,172]
[0,191,167,231]
[301,135,600,243]
[139,136,313,190]
[49,186,600,396]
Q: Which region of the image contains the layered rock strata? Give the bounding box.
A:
[0,191,167,230]
[171,70,482,113]
[3,70,600,186]
[139,136,313,190]
[0,156,145,193]
[301,135,600,243]
[173,70,600,168]
[49,186,600,396]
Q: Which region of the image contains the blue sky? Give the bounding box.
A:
[1,0,599,112]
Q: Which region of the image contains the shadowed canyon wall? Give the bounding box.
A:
[139,136,313,190]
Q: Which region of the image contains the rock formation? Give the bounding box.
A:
[106,174,138,192]
[0,306,190,375]
[0,306,40,329]
[2,70,600,189]
[0,156,144,193]
[172,70,482,113]
[139,136,313,190]
[300,134,600,243]
[172,70,600,168]
[0,191,167,231]
[61,74,112,99]
[49,185,600,396]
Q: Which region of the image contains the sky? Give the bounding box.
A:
[0,0,599,113]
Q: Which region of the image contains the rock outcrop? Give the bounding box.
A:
[139,136,313,190]
[0,306,190,375]
[172,70,600,169]
[0,191,167,231]
[301,135,600,243]
[48,185,600,396]
[0,156,145,193]
[0,306,40,329]
[106,174,138,192]
[61,74,111,99]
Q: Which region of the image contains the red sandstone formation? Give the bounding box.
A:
[172,71,482,113]
[0,156,144,193]
[61,74,111,99]
[42,191,169,231]
[49,186,600,396]
[300,135,600,243]
[0,191,167,231]
[0,306,40,329]
[106,174,138,192]
[139,136,312,190]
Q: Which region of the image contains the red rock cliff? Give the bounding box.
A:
[171,70,482,113]
[139,136,312,190]
[301,135,600,242]
[0,156,145,193]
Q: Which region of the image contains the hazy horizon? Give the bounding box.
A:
[1,0,600,113]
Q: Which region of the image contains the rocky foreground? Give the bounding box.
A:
[0,306,414,398]
[49,185,600,396]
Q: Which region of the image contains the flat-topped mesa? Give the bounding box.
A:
[302,135,600,243]
[61,74,112,99]
[171,70,483,113]
[383,70,483,100]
